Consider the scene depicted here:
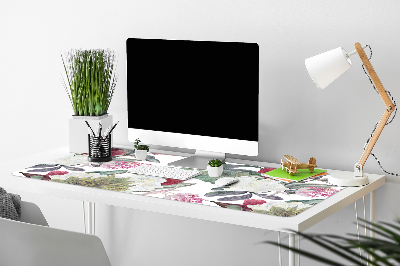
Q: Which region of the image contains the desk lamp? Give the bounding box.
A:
[305,42,395,186]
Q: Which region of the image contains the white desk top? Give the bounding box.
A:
[0,146,385,232]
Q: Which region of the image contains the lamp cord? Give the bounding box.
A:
[362,45,399,176]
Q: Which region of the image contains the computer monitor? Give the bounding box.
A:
[126,38,259,169]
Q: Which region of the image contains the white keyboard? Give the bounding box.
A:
[129,164,202,180]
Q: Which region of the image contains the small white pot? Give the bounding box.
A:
[207,165,223,177]
[135,150,148,160]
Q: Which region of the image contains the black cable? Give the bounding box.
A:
[361,45,399,176]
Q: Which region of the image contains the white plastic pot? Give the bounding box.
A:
[135,150,148,160]
[207,165,223,177]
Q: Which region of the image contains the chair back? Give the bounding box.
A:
[0,201,111,266]
[20,200,48,226]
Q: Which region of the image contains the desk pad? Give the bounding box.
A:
[12,148,344,217]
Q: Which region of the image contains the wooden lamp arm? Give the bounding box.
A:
[355,43,395,111]
[354,42,394,176]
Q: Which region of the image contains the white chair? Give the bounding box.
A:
[0,200,111,266]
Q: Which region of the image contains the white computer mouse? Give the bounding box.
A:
[215,177,239,187]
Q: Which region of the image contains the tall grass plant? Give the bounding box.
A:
[61,49,118,116]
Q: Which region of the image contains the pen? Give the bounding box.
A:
[88,128,94,137]
[85,120,95,136]
[103,126,112,138]
[97,122,102,137]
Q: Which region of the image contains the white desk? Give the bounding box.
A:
[0,146,385,266]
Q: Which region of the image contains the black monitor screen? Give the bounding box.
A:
[126,38,259,142]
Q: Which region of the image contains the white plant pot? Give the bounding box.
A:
[207,165,223,177]
[69,114,113,153]
[135,150,148,160]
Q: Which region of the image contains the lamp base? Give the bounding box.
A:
[327,172,369,187]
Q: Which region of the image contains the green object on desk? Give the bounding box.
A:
[266,168,327,181]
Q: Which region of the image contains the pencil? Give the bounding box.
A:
[106,121,119,138]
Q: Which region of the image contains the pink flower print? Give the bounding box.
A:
[258,167,276,174]
[161,178,185,186]
[295,186,339,198]
[243,199,267,206]
[169,193,204,203]
[102,161,145,170]
[111,149,126,156]
[47,171,69,176]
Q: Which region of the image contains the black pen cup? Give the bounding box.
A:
[88,134,112,162]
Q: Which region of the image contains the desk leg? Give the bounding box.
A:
[83,201,95,235]
[370,190,375,238]
[297,234,300,266]
[289,233,295,266]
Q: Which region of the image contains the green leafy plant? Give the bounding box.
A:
[61,49,118,116]
[265,218,400,266]
[134,138,149,151]
[208,159,225,167]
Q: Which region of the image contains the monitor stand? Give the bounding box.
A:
[168,150,225,170]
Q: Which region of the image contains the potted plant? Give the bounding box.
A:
[61,49,118,153]
[134,138,149,160]
[207,159,225,177]
[266,218,400,265]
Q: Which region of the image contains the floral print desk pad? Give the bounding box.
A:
[12,148,344,217]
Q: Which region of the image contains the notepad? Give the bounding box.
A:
[265,168,327,182]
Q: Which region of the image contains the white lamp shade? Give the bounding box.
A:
[305,47,352,89]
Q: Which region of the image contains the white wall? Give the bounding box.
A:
[2,0,400,265]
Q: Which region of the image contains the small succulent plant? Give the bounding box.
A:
[208,159,225,167]
[134,138,149,151]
